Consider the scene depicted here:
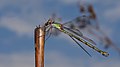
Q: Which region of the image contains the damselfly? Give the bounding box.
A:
[44,19,109,57]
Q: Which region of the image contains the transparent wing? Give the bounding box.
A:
[62,4,100,45]
[63,4,99,30]
[63,15,91,30]
[45,13,62,37]
[45,25,61,37]
[51,13,61,36]
[63,26,96,45]
[51,27,61,36]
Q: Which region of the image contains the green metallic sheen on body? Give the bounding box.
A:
[52,22,109,57]
[52,23,61,30]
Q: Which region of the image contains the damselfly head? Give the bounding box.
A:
[45,19,54,26]
[48,19,53,24]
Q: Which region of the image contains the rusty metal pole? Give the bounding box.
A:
[34,26,45,67]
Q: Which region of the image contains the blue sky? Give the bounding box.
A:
[0,0,120,67]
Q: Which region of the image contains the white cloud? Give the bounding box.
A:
[60,0,97,4]
[100,25,113,36]
[45,51,84,67]
[0,17,34,36]
[104,4,120,22]
[91,59,120,67]
[0,51,120,67]
[45,51,120,67]
[0,0,42,5]
[0,0,49,37]
[11,52,34,67]
[0,52,34,67]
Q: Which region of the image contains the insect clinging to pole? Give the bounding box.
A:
[44,18,109,57]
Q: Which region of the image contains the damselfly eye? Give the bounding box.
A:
[47,20,51,24]
[48,19,54,24]
[48,20,51,23]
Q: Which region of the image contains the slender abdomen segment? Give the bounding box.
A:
[61,29,109,57]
